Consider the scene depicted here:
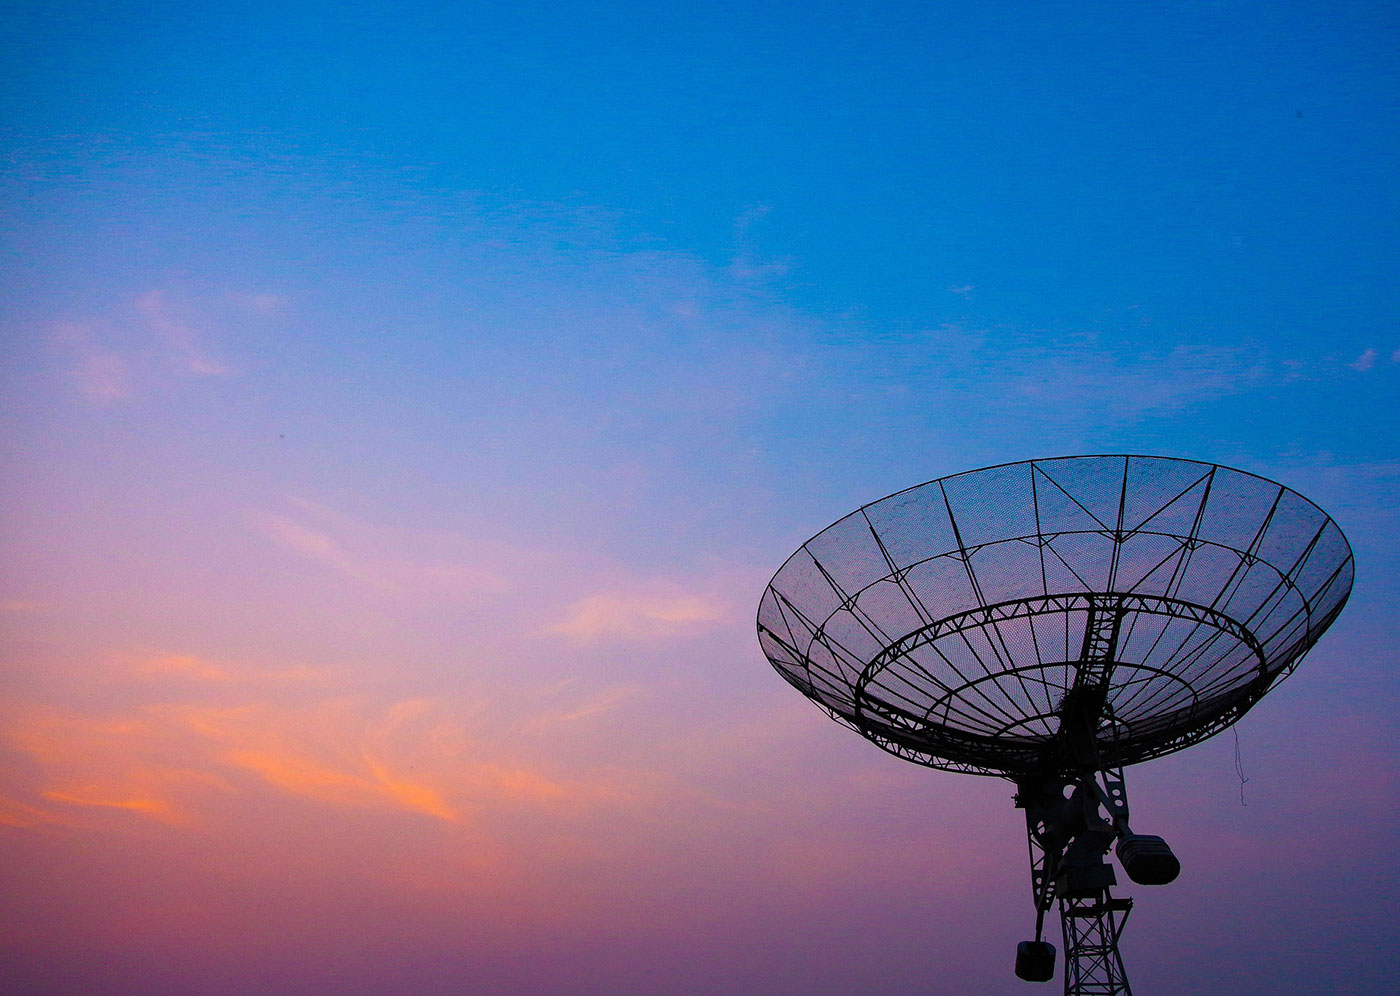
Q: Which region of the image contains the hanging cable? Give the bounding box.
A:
[1232,727,1249,806]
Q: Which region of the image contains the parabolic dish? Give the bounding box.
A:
[757,456,1353,777]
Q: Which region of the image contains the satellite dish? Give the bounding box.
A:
[757,455,1352,993]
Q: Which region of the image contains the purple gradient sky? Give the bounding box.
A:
[2,2,1398,993]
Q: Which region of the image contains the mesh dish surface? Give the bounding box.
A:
[756,456,1353,777]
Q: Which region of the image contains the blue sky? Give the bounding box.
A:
[2,2,1398,994]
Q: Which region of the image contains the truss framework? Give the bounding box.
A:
[1061,894,1133,996]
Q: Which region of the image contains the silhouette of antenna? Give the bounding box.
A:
[757,455,1352,993]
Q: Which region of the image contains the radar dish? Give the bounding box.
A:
[757,454,1353,777]
[757,455,1353,993]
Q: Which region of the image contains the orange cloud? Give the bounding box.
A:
[0,792,75,829]
[469,763,570,805]
[1,691,617,833]
[170,699,466,822]
[135,654,234,682]
[1,705,237,827]
[41,788,186,822]
[1,595,684,857]
[220,747,457,822]
[0,698,434,828]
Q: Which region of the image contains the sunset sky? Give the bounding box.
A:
[2,2,1398,994]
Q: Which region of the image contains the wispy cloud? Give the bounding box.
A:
[72,352,132,401]
[50,290,240,402]
[0,792,76,829]
[0,677,630,832]
[134,290,232,376]
[175,697,462,822]
[1010,341,1269,419]
[230,291,289,316]
[213,741,456,821]
[134,654,235,683]
[1350,347,1378,372]
[262,514,395,589]
[41,785,198,823]
[1,707,235,826]
[830,324,1279,433]
[547,585,729,643]
[126,653,325,686]
[728,202,794,284]
[522,683,642,728]
[256,499,514,601]
[50,322,132,402]
[1,600,42,613]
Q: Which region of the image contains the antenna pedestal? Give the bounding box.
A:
[1017,770,1160,995]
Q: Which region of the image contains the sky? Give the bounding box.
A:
[1,2,1397,993]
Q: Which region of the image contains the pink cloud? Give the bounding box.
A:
[1350,347,1378,371]
[49,319,136,402]
[48,290,245,402]
[73,352,132,402]
[0,600,42,612]
[135,290,233,376]
[261,514,394,589]
[255,498,516,601]
[522,683,641,729]
[547,586,729,642]
[232,291,289,316]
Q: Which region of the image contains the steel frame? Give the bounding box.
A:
[843,591,1267,776]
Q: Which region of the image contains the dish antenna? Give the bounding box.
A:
[757,455,1352,993]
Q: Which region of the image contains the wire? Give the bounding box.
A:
[1233,727,1249,806]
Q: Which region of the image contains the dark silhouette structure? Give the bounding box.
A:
[757,455,1352,993]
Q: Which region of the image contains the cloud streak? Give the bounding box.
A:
[256,499,515,601]
[547,586,730,642]
[135,290,233,377]
[48,290,240,404]
[0,665,635,834]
